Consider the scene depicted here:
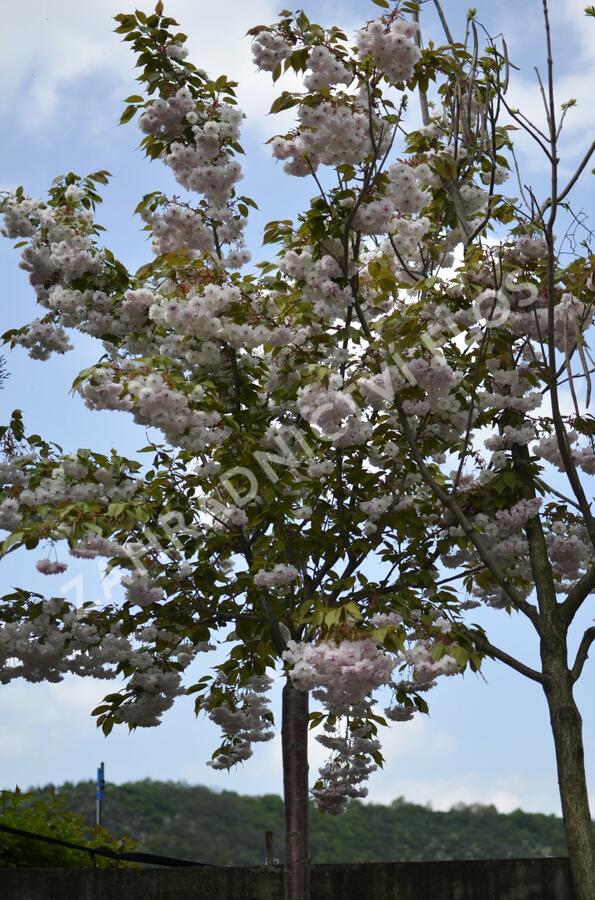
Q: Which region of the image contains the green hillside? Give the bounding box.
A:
[14,780,571,866]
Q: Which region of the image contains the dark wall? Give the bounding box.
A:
[0,858,574,900]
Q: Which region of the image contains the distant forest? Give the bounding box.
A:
[21,779,571,866]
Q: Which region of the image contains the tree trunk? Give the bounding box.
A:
[512,458,595,900]
[281,678,310,900]
[541,639,595,900]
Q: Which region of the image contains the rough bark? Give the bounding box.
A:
[282,678,310,900]
[510,442,595,899]
[541,635,595,900]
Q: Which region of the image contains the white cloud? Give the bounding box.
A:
[498,0,595,180]
[1,0,295,137]
[379,771,557,814]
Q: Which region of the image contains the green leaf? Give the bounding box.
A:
[119,104,139,125]
[1,532,24,555]
[102,718,114,736]
[269,91,299,114]
[308,711,326,730]
[372,0,390,6]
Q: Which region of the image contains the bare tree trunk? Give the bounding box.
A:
[541,635,595,900]
[513,452,595,900]
[281,678,310,900]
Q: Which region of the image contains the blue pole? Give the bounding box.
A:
[95,762,105,828]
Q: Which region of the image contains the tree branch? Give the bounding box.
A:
[571,626,595,683]
[562,565,595,628]
[540,140,595,215]
[391,392,540,627]
[467,629,545,684]
[413,10,431,127]
[432,0,455,44]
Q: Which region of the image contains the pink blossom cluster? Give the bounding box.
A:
[534,431,595,476]
[505,291,594,352]
[313,724,380,814]
[0,599,129,684]
[122,570,164,606]
[35,559,68,575]
[148,202,215,256]
[304,46,351,92]
[139,85,195,138]
[380,215,432,282]
[0,588,213,728]
[12,318,72,360]
[283,618,463,813]
[70,535,128,560]
[203,674,275,769]
[385,163,428,214]
[117,667,183,728]
[10,194,101,287]
[251,31,291,71]
[353,162,429,234]
[442,499,544,606]
[80,366,229,453]
[355,19,420,84]
[271,102,386,175]
[297,382,372,447]
[514,235,548,260]
[139,84,247,252]
[279,249,351,319]
[0,498,22,530]
[403,642,460,685]
[14,462,138,511]
[164,106,243,204]
[253,564,299,588]
[283,638,397,715]
[407,356,461,403]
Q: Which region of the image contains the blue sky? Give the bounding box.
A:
[0,0,593,816]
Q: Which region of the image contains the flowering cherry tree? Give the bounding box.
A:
[1,1,595,898]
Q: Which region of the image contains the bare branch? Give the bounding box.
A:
[562,565,595,627]
[432,0,455,44]
[540,140,595,215]
[466,629,545,684]
[537,1,595,550]
[413,9,430,127]
[571,626,595,683]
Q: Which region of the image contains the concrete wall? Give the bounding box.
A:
[0,857,574,900]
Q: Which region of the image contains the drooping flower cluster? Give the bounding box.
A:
[36,559,68,576]
[139,82,247,252]
[80,366,230,453]
[138,85,195,138]
[442,499,545,606]
[313,723,381,815]
[283,619,463,813]
[203,675,275,769]
[284,637,397,714]
[11,319,72,361]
